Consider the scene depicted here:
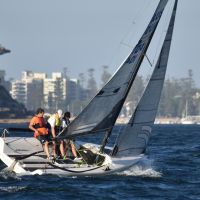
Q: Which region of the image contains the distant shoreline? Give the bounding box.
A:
[0,118,31,124]
[0,116,199,125]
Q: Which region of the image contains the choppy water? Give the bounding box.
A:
[0,124,200,200]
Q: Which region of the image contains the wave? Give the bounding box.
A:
[118,157,162,178]
[0,186,26,193]
[0,171,21,180]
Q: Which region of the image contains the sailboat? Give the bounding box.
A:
[0,0,178,176]
[181,100,194,124]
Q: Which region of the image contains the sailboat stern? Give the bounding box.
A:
[0,137,27,174]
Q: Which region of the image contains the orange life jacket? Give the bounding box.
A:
[30,116,48,138]
[34,127,48,137]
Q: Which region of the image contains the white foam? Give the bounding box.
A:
[0,171,21,180]
[118,157,162,178]
[0,186,26,192]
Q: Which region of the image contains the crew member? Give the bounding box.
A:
[62,111,81,161]
[29,108,50,159]
[47,109,65,158]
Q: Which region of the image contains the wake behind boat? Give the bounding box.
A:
[0,0,178,176]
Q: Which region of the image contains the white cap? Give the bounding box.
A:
[57,109,63,118]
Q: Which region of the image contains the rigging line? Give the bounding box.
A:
[144,54,153,67]
[6,137,24,145]
[6,138,44,157]
[48,162,104,173]
[6,142,34,155]
[12,150,44,160]
[71,142,88,164]
[111,124,126,153]
[120,0,153,45]
[120,42,153,67]
[108,0,152,70]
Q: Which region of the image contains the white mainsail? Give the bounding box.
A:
[59,0,169,139]
[113,0,178,157]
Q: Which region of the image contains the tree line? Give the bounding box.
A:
[72,67,200,118]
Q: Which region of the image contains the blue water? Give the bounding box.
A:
[0,124,200,200]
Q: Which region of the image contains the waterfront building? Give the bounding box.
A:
[10,70,91,114]
[43,72,67,112]
[11,71,46,111]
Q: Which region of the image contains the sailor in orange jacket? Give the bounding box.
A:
[29,108,51,159]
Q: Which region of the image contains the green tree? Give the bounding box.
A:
[126,75,145,115]
[78,73,86,88]
[87,68,98,100]
[101,65,111,87]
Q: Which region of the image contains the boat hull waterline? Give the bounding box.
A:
[0,137,143,176]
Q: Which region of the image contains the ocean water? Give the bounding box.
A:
[0,124,200,200]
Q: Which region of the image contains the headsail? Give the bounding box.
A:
[113,0,178,157]
[59,0,169,139]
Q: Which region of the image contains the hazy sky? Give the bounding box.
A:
[0,0,200,86]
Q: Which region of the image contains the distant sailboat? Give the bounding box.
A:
[0,0,178,176]
[181,100,194,124]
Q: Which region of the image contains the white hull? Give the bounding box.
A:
[0,137,143,176]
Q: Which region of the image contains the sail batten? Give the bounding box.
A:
[58,0,169,140]
[114,0,178,157]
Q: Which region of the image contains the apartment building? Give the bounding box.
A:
[10,70,88,113]
[43,72,67,112]
[11,71,46,111]
[10,80,26,105]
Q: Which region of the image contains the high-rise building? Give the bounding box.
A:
[10,80,26,105]
[11,71,46,111]
[10,70,89,114]
[43,72,67,112]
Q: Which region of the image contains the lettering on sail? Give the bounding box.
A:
[125,41,144,64]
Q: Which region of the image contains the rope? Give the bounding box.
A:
[48,162,104,173]
[72,141,88,164]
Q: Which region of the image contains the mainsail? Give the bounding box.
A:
[59,0,169,139]
[113,0,178,157]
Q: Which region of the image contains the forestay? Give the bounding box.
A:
[113,0,178,157]
[59,0,169,139]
